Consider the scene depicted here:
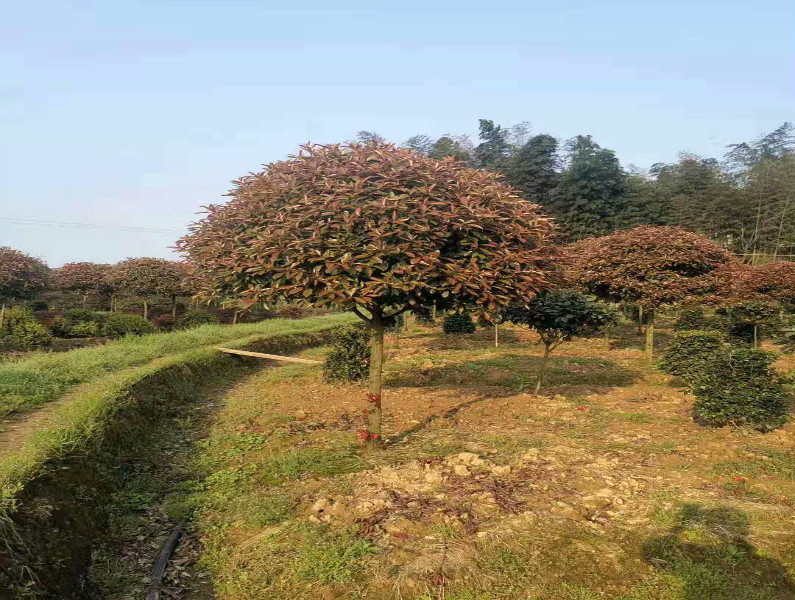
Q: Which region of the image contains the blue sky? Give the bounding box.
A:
[1,0,793,266]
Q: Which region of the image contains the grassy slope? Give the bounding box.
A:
[0,313,353,419]
[0,314,355,500]
[181,324,795,600]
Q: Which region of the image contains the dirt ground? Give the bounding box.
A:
[114,321,795,600]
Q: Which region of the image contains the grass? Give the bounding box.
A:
[0,316,355,597]
[0,313,354,418]
[178,321,795,600]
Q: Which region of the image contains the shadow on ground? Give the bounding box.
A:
[424,326,524,351]
[642,503,795,600]
[385,353,637,399]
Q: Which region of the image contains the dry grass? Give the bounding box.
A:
[185,322,795,600]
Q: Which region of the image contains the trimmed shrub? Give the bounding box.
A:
[674,308,708,331]
[658,330,725,385]
[69,321,101,338]
[64,308,106,325]
[727,302,778,346]
[1,307,53,350]
[103,313,156,339]
[180,309,219,328]
[323,325,370,382]
[692,348,789,431]
[49,316,72,338]
[443,313,476,334]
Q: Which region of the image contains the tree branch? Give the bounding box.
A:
[351,306,372,323]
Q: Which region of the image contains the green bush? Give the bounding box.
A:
[674,308,708,331]
[443,313,476,334]
[727,302,778,346]
[692,348,789,431]
[49,316,72,338]
[658,330,725,385]
[64,308,106,325]
[323,324,370,382]
[1,307,53,350]
[103,313,156,339]
[69,321,101,338]
[180,309,219,329]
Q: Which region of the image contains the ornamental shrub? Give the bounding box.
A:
[674,308,709,331]
[104,313,156,339]
[180,309,219,328]
[658,330,725,385]
[692,348,789,431]
[0,307,52,349]
[443,313,476,334]
[727,302,778,346]
[69,321,101,338]
[323,324,370,382]
[64,308,106,325]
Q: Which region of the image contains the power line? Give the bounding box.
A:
[0,216,185,235]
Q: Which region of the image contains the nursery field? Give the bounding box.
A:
[94,319,795,600]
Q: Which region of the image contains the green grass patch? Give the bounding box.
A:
[0,313,353,418]
[713,448,795,481]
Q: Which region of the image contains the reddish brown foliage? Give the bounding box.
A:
[702,260,795,308]
[110,258,186,298]
[0,246,51,301]
[565,226,735,308]
[177,142,557,319]
[55,262,114,295]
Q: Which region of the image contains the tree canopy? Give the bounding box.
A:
[565,226,735,309]
[55,262,114,295]
[0,247,51,302]
[178,141,557,444]
[178,142,557,319]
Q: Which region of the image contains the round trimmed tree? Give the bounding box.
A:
[55,262,114,308]
[110,258,186,319]
[178,142,557,446]
[566,226,734,361]
[0,246,51,328]
[503,288,615,393]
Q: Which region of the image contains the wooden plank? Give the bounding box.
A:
[215,347,322,365]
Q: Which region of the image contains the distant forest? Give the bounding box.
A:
[356,121,795,260]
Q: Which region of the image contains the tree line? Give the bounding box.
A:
[359,121,795,258]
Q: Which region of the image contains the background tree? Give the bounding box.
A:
[505,134,559,205]
[503,289,615,393]
[473,119,511,171]
[110,258,185,319]
[178,142,557,446]
[0,246,51,328]
[549,135,627,239]
[566,226,734,361]
[54,262,113,308]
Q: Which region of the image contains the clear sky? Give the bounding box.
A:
[1,0,793,266]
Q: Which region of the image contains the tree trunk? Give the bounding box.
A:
[364,320,385,448]
[232,310,239,325]
[535,344,551,395]
[495,323,499,348]
[432,303,437,321]
[82,293,88,309]
[637,304,644,335]
[645,310,655,363]
[753,324,758,348]
[0,302,5,331]
[171,296,178,319]
[143,299,148,321]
